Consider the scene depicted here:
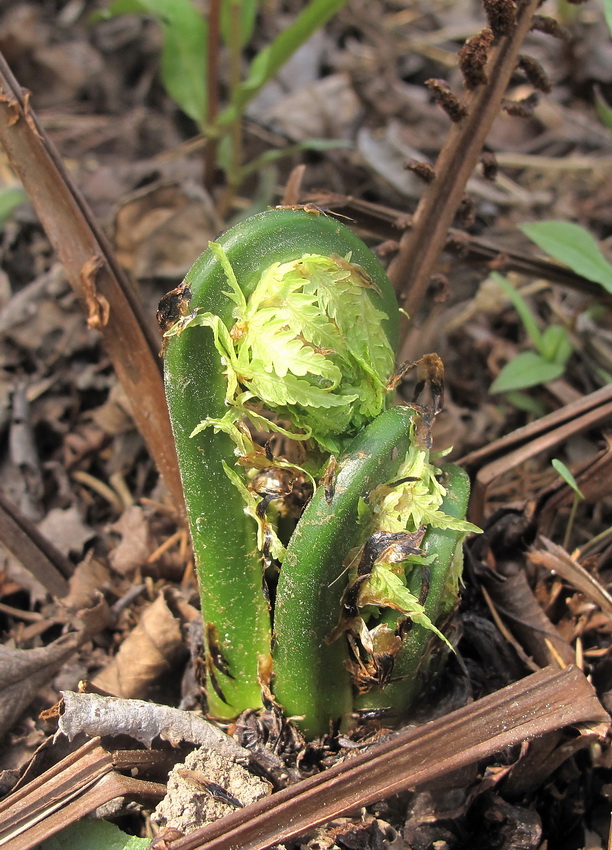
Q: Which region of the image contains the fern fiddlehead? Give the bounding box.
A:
[162,208,477,734]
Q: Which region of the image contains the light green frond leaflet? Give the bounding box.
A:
[191,401,315,478]
[169,246,396,453]
[208,241,247,312]
[192,412,315,488]
[244,321,343,383]
[367,440,481,537]
[300,255,394,386]
[231,398,313,446]
[358,565,452,650]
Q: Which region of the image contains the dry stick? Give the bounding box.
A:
[388,0,541,315]
[166,665,608,850]
[459,384,612,469]
[304,190,610,300]
[458,385,612,526]
[0,52,184,511]
[0,738,167,850]
[0,490,71,596]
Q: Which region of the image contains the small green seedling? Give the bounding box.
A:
[520,221,612,296]
[489,271,573,395]
[490,220,612,399]
[551,458,585,550]
[162,208,478,736]
[96,0,350,193]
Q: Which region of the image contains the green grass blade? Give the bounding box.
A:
[217,0,350,127]
[101,0,207,126]
[492,272,543,350]
[221,0,258,48]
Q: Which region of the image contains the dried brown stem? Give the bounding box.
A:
[387,0,542,316]
[0,489,71,597]
[303,191,609,301]
[458,384,612,526]
[0,52,184,510]
[167,666,608,850]
[0,738,166,850]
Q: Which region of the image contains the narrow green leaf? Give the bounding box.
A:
[520,221,612,294]
[98,0,151,15]
[239,139,350,180]
[220,0,258,48]
[160,12,207,126]
[217,0,350,126]
[490,351,565,393]
[604,0,612,36]
[503,390,547,416]
[491,272,543,350]
[594,85,612,132]
[102,0,207,126]
[540,324,573,366]
[551,458,585,500]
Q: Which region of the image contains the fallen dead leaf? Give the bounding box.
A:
[37,506,94,559]
[108,504,152,576]
[92,588,184,698]
[0,631,83,737]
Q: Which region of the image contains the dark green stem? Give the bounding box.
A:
[355,463,472,718]
[273,406,416,738]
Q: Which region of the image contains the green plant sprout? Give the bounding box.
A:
[551,458,585,550]
[0,185,26,229]
[96,0,350,196]
[162,208,478,737]
[489,271,574,396]
[490,221,612,399]
[520,221,612,295]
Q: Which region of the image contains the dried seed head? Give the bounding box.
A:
[480,151,498,181]
[429,273,450,303]
[405,159,436,183]
[517,54,551,93]
[531,14,569,40]
[457,195,476,228]
[459,28,495,90]
[502,92,539,117]
[445,231,470,256]
[483,0,516,38]
[501,99,531,118]
[425,79,468,122]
